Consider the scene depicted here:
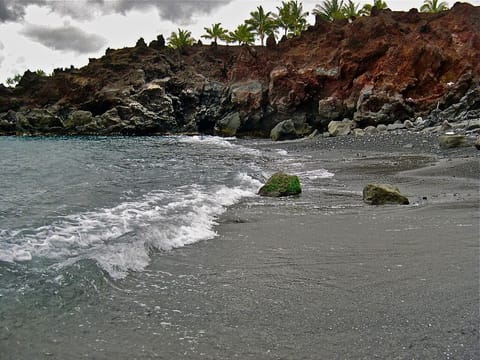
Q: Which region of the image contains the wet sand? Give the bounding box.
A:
[206,134,480,359]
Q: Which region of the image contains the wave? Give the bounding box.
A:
[176,135,262,156]
[0,173,262,279]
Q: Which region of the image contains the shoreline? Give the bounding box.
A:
[1,133,478,359]
[211,133,479,358]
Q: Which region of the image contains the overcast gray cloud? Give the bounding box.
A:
[20,23,107,54]
[0,0,232,23]
[0,41,4,67]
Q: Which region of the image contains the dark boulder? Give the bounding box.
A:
[363,184,409,205]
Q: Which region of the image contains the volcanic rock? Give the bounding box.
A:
[438,134,468,148]
[328,119,355,136]
[363,183,410,205]
[0,3,478,136]
[270,119,298,141]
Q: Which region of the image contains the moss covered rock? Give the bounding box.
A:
[258,172,302,197]
[363,183,409,205]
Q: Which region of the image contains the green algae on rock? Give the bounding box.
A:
[363,183,409,205]
[258,172,302,197]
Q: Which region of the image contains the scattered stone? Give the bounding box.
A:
[353,128,365,137]
[439,134,468,149]
[364,125,378,135]
[465,119,480,131]
[441,120,452,131]
[258,172,302,197]
[270,119,297,141]
[328,119,355,136]
[474,138,480,150]
[404,119,414,129]
[307,129,320,139]
[363,183,410,205]
[387,122,405,131]
[377,124,388,132]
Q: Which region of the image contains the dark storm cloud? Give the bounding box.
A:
[21,24,107,54]
[106,0,233,23]
[0,0,232,23]
[0,0,45,22]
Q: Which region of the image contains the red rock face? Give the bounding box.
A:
[1,3,479,135]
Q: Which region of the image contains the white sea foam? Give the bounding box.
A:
[0,173,261,279]
[176,135,262,156]
[302,169,335,180]
[176,135,236,148]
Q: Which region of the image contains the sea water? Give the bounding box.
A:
[0,135,334,358]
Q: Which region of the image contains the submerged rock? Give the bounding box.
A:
[258,172,302,197]
[363,183,409,205]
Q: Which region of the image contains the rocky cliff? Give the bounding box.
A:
[1,3,479,137]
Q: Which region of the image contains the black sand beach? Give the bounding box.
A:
[2,133,478,359]
[201,134,480,359]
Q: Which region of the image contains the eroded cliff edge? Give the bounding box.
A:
[0,3,479,137]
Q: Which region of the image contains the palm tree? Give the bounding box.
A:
[245,6,276,46]
[362,0,389,15]
[420,0,449,13]
[167,28,195,50]
[313,0,345,21]
[229,24,255,46]
[342,0,364,19]
[201,23,229,45]
[275,1,293,37]
[274,0,309,38]
[289,0,309,36]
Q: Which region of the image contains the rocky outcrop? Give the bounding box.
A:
[258,172,302,197]
[353,88,414,127]
[363,184,409,205]
[16,109,64,135]
[0,3,478,137]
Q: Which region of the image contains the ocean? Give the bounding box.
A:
[0,135,335,358]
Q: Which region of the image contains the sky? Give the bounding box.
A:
[0,0,478,84]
